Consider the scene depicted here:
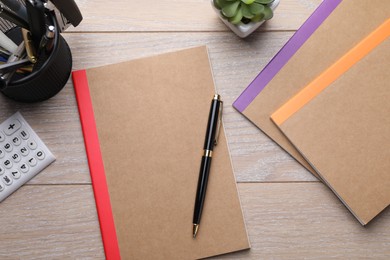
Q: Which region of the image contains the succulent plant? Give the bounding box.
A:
[213,0,275,25]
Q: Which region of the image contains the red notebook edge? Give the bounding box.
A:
[72,70,121,260]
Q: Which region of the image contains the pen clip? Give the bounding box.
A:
[214,100,223,146]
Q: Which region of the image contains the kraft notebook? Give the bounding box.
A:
[72,46,249,259]
[271,19,390,225]
[233,0,341,112]
[235,0,390,177]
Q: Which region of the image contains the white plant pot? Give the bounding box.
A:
[211,0,280,38]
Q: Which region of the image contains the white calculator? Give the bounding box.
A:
[0,112,55,202]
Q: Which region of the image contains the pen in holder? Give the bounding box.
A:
[0,0,82,102]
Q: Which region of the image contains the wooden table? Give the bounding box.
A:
[0,0,389,258]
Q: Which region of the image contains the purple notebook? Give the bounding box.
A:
[233,0,342,112]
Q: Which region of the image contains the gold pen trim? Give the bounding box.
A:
[193,224,199,238]
[203,149,212,157]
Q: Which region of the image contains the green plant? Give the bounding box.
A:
[213,0,275,25]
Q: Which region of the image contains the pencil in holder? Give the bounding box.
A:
[0,0,82,102]
[1,19,71,102]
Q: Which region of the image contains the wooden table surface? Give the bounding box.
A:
[0,0,389,259]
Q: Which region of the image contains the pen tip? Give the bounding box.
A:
[193,224,199,238]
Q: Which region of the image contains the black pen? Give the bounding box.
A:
[193,94,223,238]
[25,0,46,49]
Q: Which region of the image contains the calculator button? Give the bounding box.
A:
[0,112,56,202]
[10,169,21,180]
[27,140,37,150]
[19,163,29,173]
[11,153,21,163]
[3,142,12,152]
[27,157,37,167]
[11,136,21,146]
[2,174,13,186]
[36,150,45,160]
[3,159,12,169]
[20,146,29,156]
[4,119,21,136]
[19,129,30,140]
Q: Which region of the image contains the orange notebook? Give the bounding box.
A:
[271,20,390,225]
[241,0,390,177]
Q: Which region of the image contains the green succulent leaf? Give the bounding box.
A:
[241,0,255,4]
[216,0,234,9]
[241,4,254,19]
[215,0,274,24]
[251,13,265,22]
[254,0,274,4]
[249,2,265,15]
[213,0,221,9]
[219,10,227,19]
[263,5,273,20]
[221,1,240,17]
[229,7,243,24]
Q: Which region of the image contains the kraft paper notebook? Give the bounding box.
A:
[234,0,390,177]
[72,46,249,259]
[271,19,390,225]
[233,0,341,112]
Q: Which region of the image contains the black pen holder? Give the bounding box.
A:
[0,14,72,102]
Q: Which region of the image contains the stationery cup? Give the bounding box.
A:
[0,14,72,102]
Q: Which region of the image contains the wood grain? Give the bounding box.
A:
[0,0,388,258]
[0,185,104,259]
[217,183,390,259]
[0,184,388,259]
[71,0,322,32]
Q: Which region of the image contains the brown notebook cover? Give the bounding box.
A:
[72,46,249,259]
[271,20,390,225]
[241,0,390,177]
